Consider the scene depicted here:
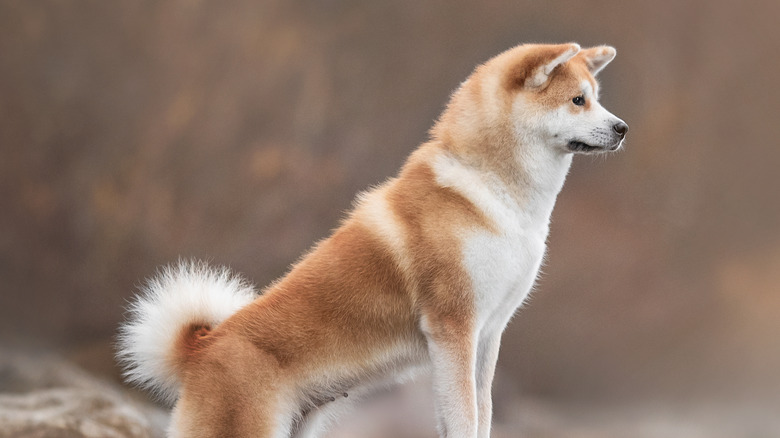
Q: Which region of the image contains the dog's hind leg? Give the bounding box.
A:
[170,393,295,438]
[169,333,296,438]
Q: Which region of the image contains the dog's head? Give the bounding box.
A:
[435,43,627,157]
[504,43,627,154]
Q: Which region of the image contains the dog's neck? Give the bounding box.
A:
[424,134,573,232]
[513,140,573,228]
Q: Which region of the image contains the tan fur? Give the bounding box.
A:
[131,43,623,437]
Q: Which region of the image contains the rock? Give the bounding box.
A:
[0,347,167,438]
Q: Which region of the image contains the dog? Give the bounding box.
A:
[117,42,627,438]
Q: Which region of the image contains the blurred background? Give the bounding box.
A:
[1,1,779,437]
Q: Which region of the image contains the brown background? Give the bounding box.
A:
[1,0,779,433]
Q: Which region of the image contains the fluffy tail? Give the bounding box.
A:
[116,260,257,404]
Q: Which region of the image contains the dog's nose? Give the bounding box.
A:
[612,121,629,137]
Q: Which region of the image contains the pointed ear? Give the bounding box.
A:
[510,43,581,89]
[580,46,617,76]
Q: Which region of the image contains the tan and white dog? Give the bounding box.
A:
[118,42,627,438]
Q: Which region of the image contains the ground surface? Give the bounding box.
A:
[2,348,777,438]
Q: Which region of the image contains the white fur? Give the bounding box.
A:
[116,260,257,404]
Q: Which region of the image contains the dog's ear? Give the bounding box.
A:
[509,43,581,90]
[580,46,616,76]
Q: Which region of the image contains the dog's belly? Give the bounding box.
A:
[462,227,547,331]
[298,337,430,407]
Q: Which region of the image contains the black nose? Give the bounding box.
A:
[613,121,629,137]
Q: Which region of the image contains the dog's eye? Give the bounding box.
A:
[572,95,586,106]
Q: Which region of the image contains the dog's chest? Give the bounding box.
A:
[430,151,567,330]
[462,211,549,329]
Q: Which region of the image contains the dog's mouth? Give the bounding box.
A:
[567,140,622,154]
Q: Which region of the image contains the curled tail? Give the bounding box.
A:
[116,260,257,404]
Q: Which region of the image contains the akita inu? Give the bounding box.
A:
[118,43,627,438]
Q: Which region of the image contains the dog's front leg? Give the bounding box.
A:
[475,332,502,438]
[423,314,478,438]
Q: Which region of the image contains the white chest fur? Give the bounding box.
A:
[431,150,572,334]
